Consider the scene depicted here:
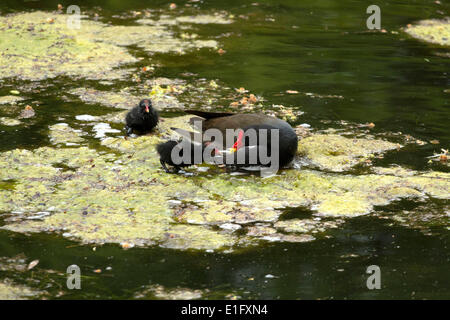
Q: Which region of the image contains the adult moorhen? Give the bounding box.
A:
[157,110,298,173]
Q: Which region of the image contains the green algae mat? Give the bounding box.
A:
[1,120,448,252]
[0,1,449,300]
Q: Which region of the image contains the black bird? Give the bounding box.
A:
[156,110,298,173]
[156,140,206,173]
[181,110,298,168]
[125,99,158,136]
[216,123,290,172]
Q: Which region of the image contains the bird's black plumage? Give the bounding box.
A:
[184,110,298,164]
[187,110,297,166]
[125,99,158,135]
[156,140,205,173]
[219,124,294,170]
[156,123,297,173]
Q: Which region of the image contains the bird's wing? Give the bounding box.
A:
[170,127,204,145]
[184,110,235,120]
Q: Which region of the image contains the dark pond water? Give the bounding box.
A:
[0,0,448,299]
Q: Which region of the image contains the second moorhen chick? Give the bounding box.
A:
[125,99,159,136]
[156,140,206,173]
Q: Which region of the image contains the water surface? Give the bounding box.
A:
[0,0,448,299]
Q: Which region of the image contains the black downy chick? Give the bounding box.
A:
[125,99,159,136]
[156,140,206,173]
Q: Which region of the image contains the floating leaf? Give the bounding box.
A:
[27,260,39,270]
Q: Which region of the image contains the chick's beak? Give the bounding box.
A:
[145,105,149,113]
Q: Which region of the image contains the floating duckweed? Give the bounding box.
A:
[176,14,233,25]
[0,12,137,81]
[160,224,236,250]
[135,284,204,300]
[0,115,449,250]
[48,123,84,145]
[372,166,418,177]
[404,18,450,46]
[0,281,41,300]
[274,219,342,234]
[313,193,373,217]
[0,11,225,81]
[69,88,141,110]
[137,13,233,27]
[0,117,22,126]
[0,96,24,105]
[297,134,401,172]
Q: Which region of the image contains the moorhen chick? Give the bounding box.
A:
[156,140,206,173]
[125,99,159,135]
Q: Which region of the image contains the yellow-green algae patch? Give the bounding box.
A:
[246,224,316,243]
[133,282,243,300]
[297,134,401,172]
[134,284,204,300]
[0,117,21,126]
[0,11,137,81]
[68,88,141,110]
[0,11,224,81]
[48,123,85,145]
[176,14,233,25]
[100,115,194,152]
[0,96,24,105]
[0,257,47,299]
[68,84,185,112]
[0,117,449,251]
[404,18,450,47]
[372,166,418,177]
[137,12,233,26]
[274,219,342,234]
[88,22,219,54]
[0,281,42,300]
[67,78,210,112]
[67,77,242,114]
[141,37,217,54]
